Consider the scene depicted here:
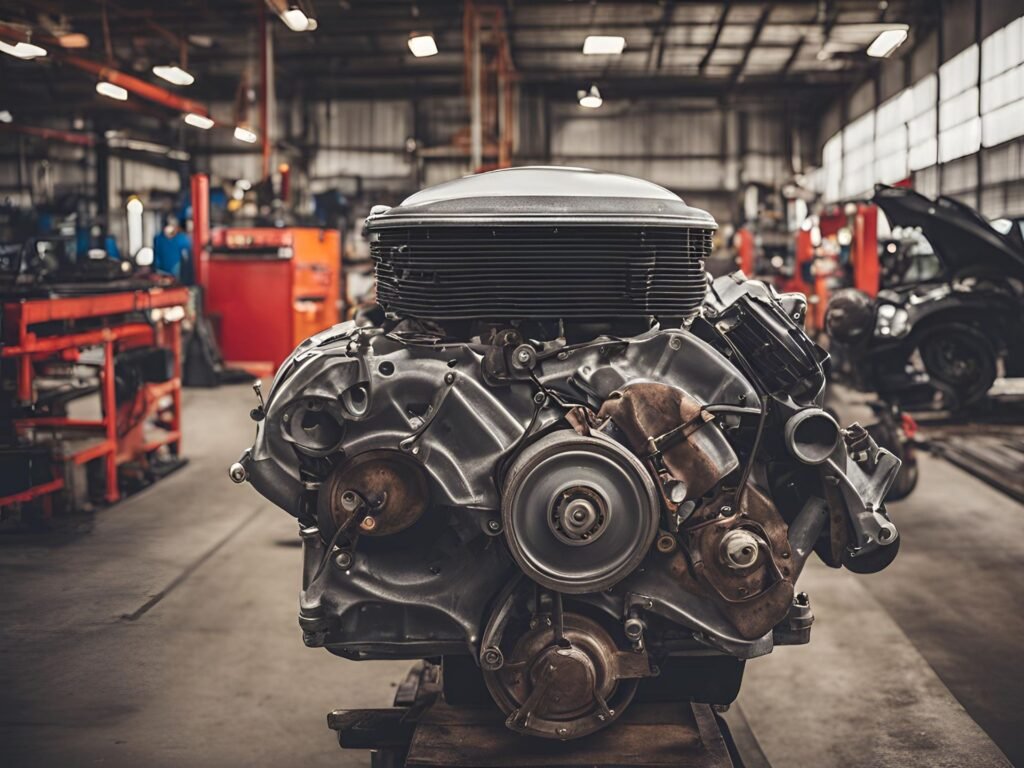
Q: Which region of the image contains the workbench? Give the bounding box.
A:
[0,285,189,513]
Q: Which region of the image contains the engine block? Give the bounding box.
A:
[234,168,900,740]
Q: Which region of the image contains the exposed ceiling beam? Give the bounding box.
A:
[731,4,772,86]
[699,1,731,75]
[782,35,805,75]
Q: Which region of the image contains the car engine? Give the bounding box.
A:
[232,167,901,740]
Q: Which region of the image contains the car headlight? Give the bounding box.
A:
[874,304,910,338]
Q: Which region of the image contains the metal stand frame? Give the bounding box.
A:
[328,664,747,768]
[0,286,189,513]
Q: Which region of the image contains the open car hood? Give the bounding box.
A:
[873,184,1024,280]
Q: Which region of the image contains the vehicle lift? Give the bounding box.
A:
[327,663,763,768]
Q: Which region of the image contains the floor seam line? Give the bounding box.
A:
[120,505,266,622]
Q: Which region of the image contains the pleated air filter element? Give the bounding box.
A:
[366,167,717,323]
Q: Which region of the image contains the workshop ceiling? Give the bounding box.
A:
[0,0,939,114]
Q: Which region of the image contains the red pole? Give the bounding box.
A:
[854,204,879,297]
[191,173,210,290]
[102,339,119,503]
[735,228,755,276]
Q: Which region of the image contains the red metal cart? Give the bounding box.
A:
[1,286,189,513]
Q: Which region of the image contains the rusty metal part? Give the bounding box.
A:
[670,486,795,640]
[318,450,429,537]
[656,532,678,553]
[484,611,651,740]
[596,383,738,502]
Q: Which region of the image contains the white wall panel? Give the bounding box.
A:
[939,44,979,101]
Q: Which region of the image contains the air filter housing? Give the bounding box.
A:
[367,167,716,323]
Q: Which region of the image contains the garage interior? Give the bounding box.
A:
[1,1,1023,767]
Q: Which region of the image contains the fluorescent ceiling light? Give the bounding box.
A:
[578,84,603,109]
[408,33,438,57]
[57,32,89,49]
[0,40,48,59]
[0,110,11,123]
[281,8,310,31]
[184,112,214,129]
[234,125,258,143]
[867,28,908,58]
[96,81,128,101]
[582,35,625,55]
[153,64,195,86]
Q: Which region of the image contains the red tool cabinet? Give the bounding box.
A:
[203,227,341,376]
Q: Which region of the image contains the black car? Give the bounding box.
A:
[827,184,1024,410]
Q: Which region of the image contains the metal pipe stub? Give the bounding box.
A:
[784,408,841,465]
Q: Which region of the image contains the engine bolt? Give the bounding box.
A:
[669,337,681,350]
[533,392,546,404]
[335,552,353,569]
[445,372,456,385]
[360,516,378,533]
[516,349,531,363]
[228,463,248,484]
[487,520,501,533]
[481,647,503,669]
[656,534,677,553]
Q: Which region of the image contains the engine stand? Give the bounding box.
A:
[327,664,746,768]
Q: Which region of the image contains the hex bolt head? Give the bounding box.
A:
[228,462,248,483]
[481,647,504,670]
[487,519,501,533]
[335,552,353,569]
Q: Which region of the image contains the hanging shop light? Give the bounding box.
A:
[408,32,438,57]
[582,35,625,55]
[184,113,214,129]
[234,125,258,143]
[126,197,144,256]
[153,64,195,86]
[96,81,129,101]
[0,40,47,59]
[280,4,312,32]
[866,27,909,58]
[56,32,89,49]
[577,84,603,109]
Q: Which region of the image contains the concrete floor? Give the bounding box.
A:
[0,384,1019,767]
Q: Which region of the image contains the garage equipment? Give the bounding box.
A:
[202,226,341,376]
[0,285,188,515]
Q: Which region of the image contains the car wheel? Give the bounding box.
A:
[866,419,918,501]
[918,325,997,407]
